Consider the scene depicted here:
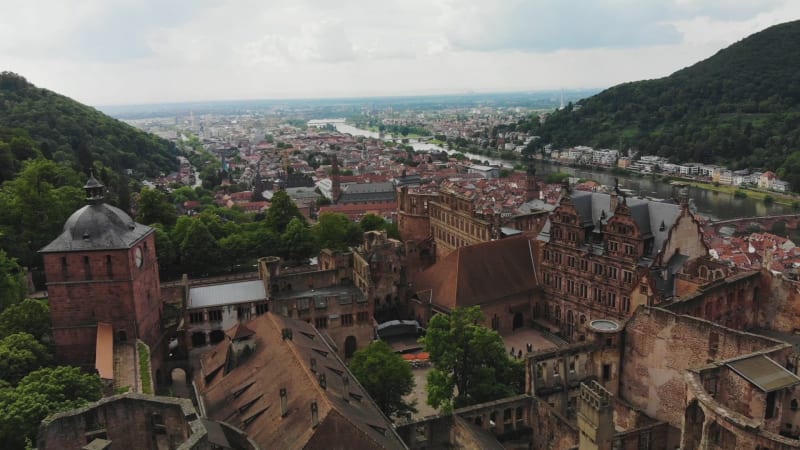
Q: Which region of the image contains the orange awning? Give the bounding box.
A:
[95,322,114,380]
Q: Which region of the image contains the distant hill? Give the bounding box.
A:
[0,72,178,183]
[531,20,800,188]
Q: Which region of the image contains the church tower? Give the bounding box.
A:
[40,174,164,379]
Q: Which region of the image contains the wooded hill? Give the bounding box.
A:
[529,20,800,189]
[0,72,178,184]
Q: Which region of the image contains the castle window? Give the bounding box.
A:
[622,297,631,313]
[208,310,223,322]
[106,255,113,277]
[84,256,92,280]
[189,312,204,323]
[238,306,251,321]
[61,256,69,279]
[602,364,611,381]
[766,391,777,419]
[341,314,353,326]
[637,432,650,450]
[706,331,719,357]
[315,317,328,329]
[623,271,633,284]
[255,303,268,315]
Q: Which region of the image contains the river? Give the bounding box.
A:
[329,122,795,221]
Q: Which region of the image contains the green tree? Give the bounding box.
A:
[0,158,83,267]
[178,220,221,276]
[0,298,50,342]
[0,250,26,311]
[0,333,52,385]
[421,306,523,412]
[0,366,102,449]
[151,224,177,277]
[265,190,305,233]
[359,213,386,232]
[135,188,177,227]
[349,340,416,418]
[280,218,317,263]
[313,212,362,251]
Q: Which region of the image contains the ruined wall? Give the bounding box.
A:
[38,395,195,450]
[612,423,675,450]
[684,373,800,450]
[612,397,659,431]
[760,272,800,333]
[715,366,766,421]
[620,307,786,428]
[530,398,578,450]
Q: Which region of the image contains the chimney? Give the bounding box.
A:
[311,401,319,428]
[319,373,327,390]
[280,388,289,417]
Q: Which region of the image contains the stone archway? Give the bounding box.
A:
[170,367,190,397]
[682,400,705,450]
[513,312,524,330]
[344,336,357,359]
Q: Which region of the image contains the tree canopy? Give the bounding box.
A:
[0,72,178,181]
[526,20,800,189]
[0,298,50,342]
[421,306,524,412]
[349,340,416,418]
[0,366,102,449]
[0,250,26,311]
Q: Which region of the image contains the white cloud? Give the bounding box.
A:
[1,0,797,105]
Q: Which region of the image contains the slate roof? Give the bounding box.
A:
[551,191,681,258]
[338,182,397,204]
[188,280,267,309]
[726,354,800,392]
[413,234,540,310]
[195,312,407,450]
[40,203,153,252]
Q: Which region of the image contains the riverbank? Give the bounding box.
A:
[676,179,799,208]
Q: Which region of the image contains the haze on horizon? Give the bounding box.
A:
[2,0,798,107]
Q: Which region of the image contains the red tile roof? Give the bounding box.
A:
[413,234,541,310]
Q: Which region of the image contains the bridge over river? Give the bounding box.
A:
[706,214,800,235]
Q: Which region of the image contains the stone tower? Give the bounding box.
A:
[577,381,614,450]
[40,174,164,375]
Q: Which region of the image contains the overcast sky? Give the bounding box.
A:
[2,0,798,106]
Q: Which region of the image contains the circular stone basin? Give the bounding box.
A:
[589,319,619,332]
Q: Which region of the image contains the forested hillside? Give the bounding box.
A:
[530,20,800,189]
[0,72,178,184]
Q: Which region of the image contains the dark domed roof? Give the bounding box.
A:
[40,203,153,252]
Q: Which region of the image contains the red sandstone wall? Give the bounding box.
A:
[620,307,786,428]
